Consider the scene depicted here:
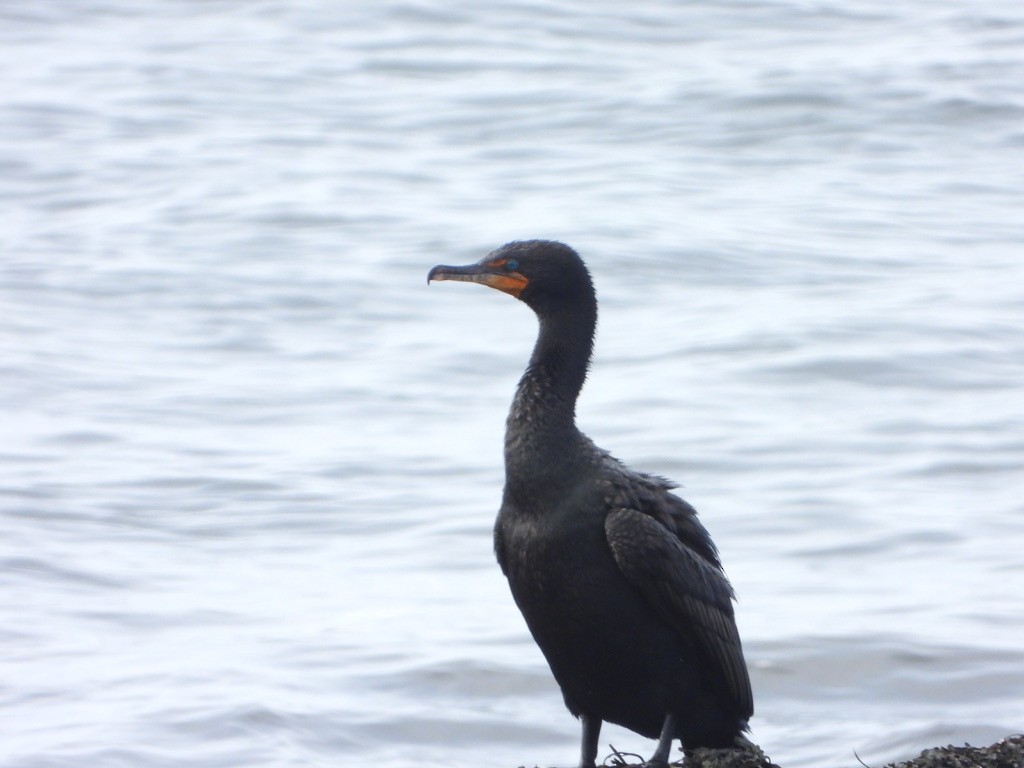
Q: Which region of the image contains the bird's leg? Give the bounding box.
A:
[578,714,601,768]
[644,712,678,768]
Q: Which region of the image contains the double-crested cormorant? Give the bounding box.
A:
[428,240,753,768]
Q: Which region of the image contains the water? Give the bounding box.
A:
[2,1,1023,766]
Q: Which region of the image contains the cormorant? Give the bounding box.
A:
[428,240,753,768]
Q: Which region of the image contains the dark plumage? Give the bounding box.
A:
[428,240,753,768]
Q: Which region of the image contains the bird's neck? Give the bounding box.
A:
[504,304,596,485]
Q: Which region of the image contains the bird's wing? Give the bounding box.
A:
[605,505,754,718]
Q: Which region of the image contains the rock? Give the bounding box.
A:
[882,735,1024,768]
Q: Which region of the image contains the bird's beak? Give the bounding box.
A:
[427,260,528,298]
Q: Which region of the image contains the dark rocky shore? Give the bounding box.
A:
[536,733,1024,768]
[879,736,1024,768]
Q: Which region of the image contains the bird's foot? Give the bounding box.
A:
[577,714,602,768]
[642,711,678,767]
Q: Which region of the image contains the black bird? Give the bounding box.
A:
[428,240,753,768]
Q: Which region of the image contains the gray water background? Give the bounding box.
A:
[2,1,1023,767]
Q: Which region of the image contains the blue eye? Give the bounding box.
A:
[505,259,519,270]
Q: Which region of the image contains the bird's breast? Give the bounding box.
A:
[496,491,626,631]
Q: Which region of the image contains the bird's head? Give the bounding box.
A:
[427,240,594,316]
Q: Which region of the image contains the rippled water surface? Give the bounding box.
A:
[3,2,1023,767]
